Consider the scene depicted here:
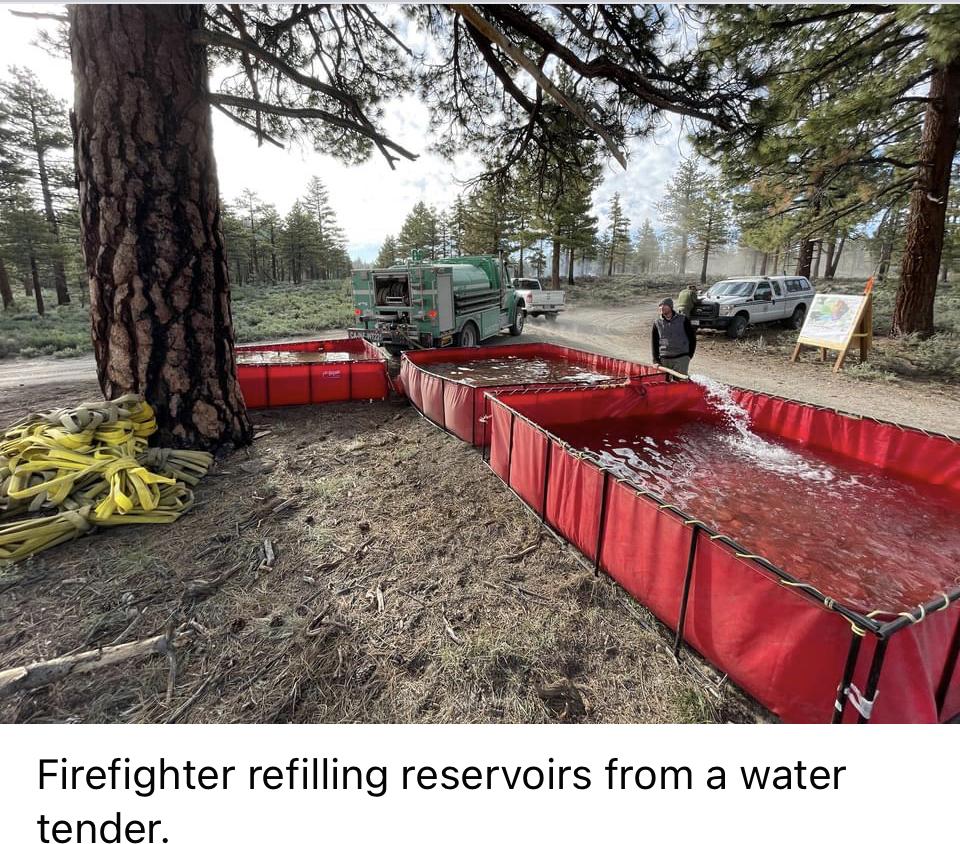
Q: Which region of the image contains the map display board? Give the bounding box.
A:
[797,294,870,351]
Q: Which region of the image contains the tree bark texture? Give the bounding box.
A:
[567,247,574,284]
[70,4,252,450]
[0,256,13,309]
[894,60,960,336]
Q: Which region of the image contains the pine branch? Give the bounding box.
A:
[211,103,284,148]
[451,4,627,168]
[9,10,68,23]
[206,94,418,165]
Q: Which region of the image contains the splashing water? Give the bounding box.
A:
[691,374,836,483]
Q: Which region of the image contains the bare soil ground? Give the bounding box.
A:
[2,301,956,724]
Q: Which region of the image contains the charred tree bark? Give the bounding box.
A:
[893,60,960,336]
[0,256,13,309]
[567,246,575,285]
[70,4,251,450]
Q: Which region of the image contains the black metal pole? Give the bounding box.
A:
[482,395,491,464]
[505,413,516,487]
[857,637,889,724]
[594,470,612,577]
[673,524,701,657]
[936,614,960,719]
[540,434,553,525]
[831,631,864,724]
[472,391,477,446]
[440,377,447,431]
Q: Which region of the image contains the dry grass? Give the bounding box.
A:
[0,392,770,724]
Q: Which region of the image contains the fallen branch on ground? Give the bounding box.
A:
[0,627,193,700]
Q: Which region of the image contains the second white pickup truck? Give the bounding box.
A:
[513,277,565,321]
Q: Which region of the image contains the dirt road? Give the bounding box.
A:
[1,306,957,434]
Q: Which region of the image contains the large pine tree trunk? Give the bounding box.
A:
[811,240,822,280]
[893,60,960,336]
[70,4,251,450]
[0,256,13,309]
[567,246,575,285]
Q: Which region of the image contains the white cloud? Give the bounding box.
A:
[0,4,689,260]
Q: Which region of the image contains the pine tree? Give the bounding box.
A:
[220,202,251,286]
[397,202,440,259]
[376,235,399,267]
[260,204,281,284]
[0,66,74,305]
[692,178,733,284]
[658,160,705,276]
[280,202,314,283]
[303,176,344,278]
[634,219,660,274]
[605,193,630,276]
[447,197,468,257]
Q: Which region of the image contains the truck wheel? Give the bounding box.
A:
[725,314,748,339]
[545,312,558,322]
[509,307,525,336]
[789,305,806,330]
[458,321,479,347]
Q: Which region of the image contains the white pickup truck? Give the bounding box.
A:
[513,277,565,321]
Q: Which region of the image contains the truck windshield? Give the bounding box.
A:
[707,281,755,298]
[515,279,541,290]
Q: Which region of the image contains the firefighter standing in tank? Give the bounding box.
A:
[651,297,697,376]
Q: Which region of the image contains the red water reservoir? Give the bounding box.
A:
[236,338,390,408]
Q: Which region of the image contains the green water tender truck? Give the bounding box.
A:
[350,254,524,353]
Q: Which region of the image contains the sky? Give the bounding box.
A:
[0,3,692,262]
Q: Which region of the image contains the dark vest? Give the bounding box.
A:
[656,314,689,358]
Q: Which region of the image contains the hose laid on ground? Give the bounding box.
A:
[0,395,213,564]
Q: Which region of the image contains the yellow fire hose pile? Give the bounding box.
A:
[0,395,214,564]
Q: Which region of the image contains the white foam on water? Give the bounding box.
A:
[690,374,838,483]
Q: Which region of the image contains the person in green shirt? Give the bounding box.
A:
[676,283,699,317]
